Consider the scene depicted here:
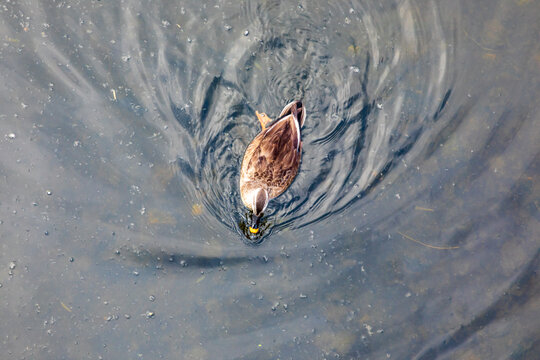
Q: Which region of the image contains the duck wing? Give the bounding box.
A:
[241,114,302,198]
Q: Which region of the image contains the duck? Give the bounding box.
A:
[240,100,306,234]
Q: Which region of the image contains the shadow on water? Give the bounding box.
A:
[120,245,272,269]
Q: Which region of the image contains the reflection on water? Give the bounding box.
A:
[1,0,539,358]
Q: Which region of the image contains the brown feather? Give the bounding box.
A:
[240,112,302,208]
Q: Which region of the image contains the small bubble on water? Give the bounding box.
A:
[7,133,16,139]
[243,30,249,36]
[224,24,232,31]
[145,311,155,318]
[46,190,52,196]
[9,261,16,270]
[124,314,131,319]
[132,270,139,276]
[44,231,49,236]
[69,257,74,262]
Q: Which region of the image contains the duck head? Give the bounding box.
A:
[249,188,269,234]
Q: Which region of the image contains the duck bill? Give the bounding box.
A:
[249,214,261,234]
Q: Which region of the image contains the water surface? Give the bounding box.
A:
[1,0,539,359]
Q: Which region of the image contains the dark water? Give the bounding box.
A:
[1,0,539,358]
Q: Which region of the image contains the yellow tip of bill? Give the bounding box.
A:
[249,226,259,234]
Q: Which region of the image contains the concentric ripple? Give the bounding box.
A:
[109,0,459,241]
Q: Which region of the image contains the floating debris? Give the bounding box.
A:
[414,206,434,212]
[347,45,361,56]
[9,261,16,270]
[6,133,16,139]
[145,311,155,318]
[224,24,232,31]
[364,323,374,336]
[60,302,72,313]
[243,30,249,36]
[46,190,53,196]
[397,231,459,250]
[148,295,155,302]
[191,203,203,216]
